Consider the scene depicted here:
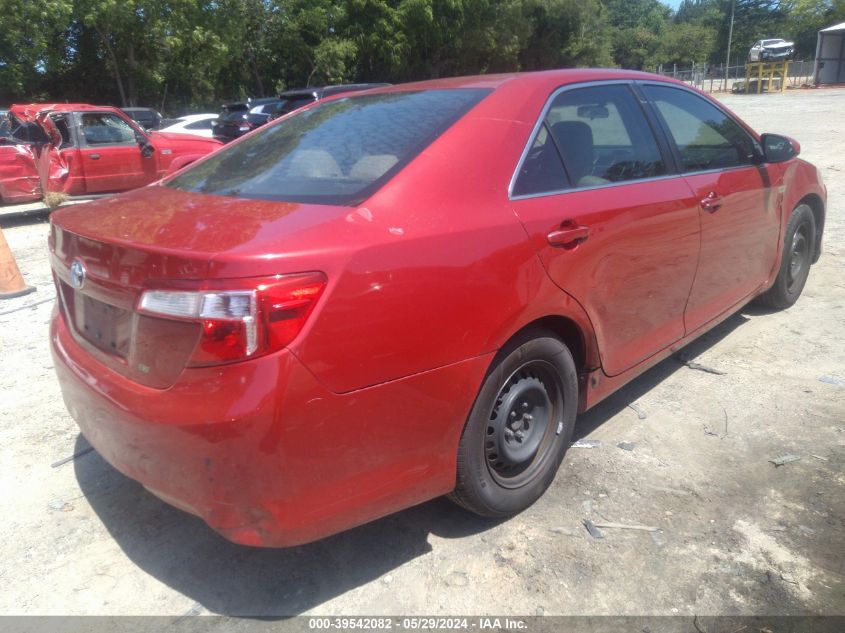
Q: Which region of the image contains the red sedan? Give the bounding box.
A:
[49,70,826,547]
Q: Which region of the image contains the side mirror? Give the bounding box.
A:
[761,133,799,163]
[135,131,155,158]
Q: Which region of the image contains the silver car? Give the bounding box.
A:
[748,38,795,62]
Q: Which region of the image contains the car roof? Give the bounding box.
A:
[9,103,130,122]
[279,83,391,99]
[342,69,683,96]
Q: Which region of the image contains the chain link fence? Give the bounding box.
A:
[654,60,815,93]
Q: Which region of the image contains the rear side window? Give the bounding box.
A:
[168,89,490,205]
[512,124,570,196]
[513,84,665,196]
[642,85,758,172]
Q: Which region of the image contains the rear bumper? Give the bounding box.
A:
[51,309,489,547]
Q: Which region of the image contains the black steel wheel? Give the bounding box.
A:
[786,221,811,295]
[485,361,562,488]
[757,203,816,310]
[449,329,578,517]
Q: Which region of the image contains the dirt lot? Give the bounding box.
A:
[0,88,843,618]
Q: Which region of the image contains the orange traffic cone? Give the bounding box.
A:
[0,226,36,300]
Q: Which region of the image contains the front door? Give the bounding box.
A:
[511,83,701,376]
[640,84,780,332]
[77,111,156,194]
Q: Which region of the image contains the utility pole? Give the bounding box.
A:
[725,0,736,84]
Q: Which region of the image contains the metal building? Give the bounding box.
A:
[815,22,845,85]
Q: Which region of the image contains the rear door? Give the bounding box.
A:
[511,82,701,376]
[639,84,779,332]
[77,111,156,194]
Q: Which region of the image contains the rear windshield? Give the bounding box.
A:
[220,106,248,121]
[273,95,317,117]
[168,89,490,205]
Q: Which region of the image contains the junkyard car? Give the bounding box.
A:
[0,104,221,204]
[158,113,218,138]
[748,39,795,62]
[212,84,389,142]
[50,70,826,547]
[211,97,281,143]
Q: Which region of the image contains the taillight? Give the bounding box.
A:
[137,273,326,366]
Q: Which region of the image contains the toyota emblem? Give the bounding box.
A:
[70,259,87,290]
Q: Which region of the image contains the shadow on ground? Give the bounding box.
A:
[74,437,501,617]
[75,310,753,616]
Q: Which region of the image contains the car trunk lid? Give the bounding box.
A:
[49,186,354,388]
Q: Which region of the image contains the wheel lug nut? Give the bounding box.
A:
[525,414,533,421]
[510,411,517,419]
[522,402,529,410]
[504,428,514,439]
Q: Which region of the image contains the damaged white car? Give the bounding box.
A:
[748,39,795,62]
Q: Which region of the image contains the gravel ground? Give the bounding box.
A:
[0,88,843,618]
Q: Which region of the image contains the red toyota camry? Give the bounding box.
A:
[49,69,826,547]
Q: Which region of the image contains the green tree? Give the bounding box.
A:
[0,0,72,102]
[604,0,672,69]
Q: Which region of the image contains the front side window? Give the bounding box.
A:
[513,84,666,196]
[168,89,490,206]
[80,113,136,145]
[642,85,758,172]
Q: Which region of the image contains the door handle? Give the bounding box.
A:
[547,224,590,248]
[89,154,100,160]
[700,192,723,212]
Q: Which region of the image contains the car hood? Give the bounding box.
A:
[763,41,794,49]
[149,130,222,148]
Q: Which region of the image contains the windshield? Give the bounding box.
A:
[168,89,490,206]
[762,39,785,45]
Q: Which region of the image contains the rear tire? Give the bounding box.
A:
[449,329,578,517]
[757,203,816,310]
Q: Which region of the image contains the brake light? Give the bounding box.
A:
[137,273,326,366]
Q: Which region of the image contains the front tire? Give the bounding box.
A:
[449,330,578,517]
[757,203,816,309]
